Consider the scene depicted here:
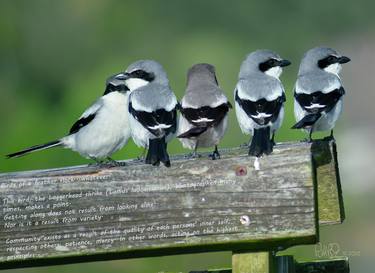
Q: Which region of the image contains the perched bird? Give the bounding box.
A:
[234,50,290,158]
[292,47,350,141]
[177,63,231,159]
[6,73,131,165]
[125,60,178,167]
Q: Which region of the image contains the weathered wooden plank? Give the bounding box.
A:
[0,141,331,269]
[232,252,275,273]
[311,139,345,225]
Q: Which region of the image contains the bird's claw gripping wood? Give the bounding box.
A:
[208,145,221,160]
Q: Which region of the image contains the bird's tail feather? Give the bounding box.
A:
[6,140,62,159]
[291,113,321,129]
[249,127,273,157]
[177,127,207,138]
[145,136,171,167]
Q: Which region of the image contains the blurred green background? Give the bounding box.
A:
[0,0,374,272]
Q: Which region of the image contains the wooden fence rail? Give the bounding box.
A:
[0,139,344,271]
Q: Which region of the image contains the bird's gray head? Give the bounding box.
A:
[124,60,169,90]
[239,49,291,79]
[103,72,129,95]
[299,47,351,75]
[187,63,218,86]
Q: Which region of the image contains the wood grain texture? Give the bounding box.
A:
[0,140,340,269]
[232,252,274,273]
[311,140,345,225]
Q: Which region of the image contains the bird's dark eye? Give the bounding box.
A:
[133,70,143,77]
[268,59,278,66]
[318,55,338,69]
[259,58,279,72]
[327,56,337,63]
[130,70,155,82]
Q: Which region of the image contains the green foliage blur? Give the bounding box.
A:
[0,1,374,272]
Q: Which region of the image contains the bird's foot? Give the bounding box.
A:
[88,158,105,167]
[104,158,126,167]
[239,142,249,148]
[300,137,313,143]
[88,162,101,167]
[209,148,221,160]
[323,135,335,141]
[136,156,145,162]
[185,152,201,159]
[323,130,335,141]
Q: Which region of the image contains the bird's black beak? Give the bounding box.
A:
[114,72,130,81]
[338,56,351,64]
[279,59,291,67]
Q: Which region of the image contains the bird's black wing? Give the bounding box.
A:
[69,113,97,134]
[180,102,231,128]
[235,90,285,125]
[68,101,102,135]
[294,87,345,114]
[129,102,178,137]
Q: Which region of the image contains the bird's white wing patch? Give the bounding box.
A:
[304,103,326,109]
[148,124,172,130]
[250,113,272,119]
[191,117,215,123]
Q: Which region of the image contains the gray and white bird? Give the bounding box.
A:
[292,47,350,141]
[6,73,132,165]
[177,63,231,159]
[234,50,290,158]
[125,60,178,167]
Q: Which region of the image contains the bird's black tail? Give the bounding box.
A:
[291,113,321,129]
[249,127,273,157]
[6,140,62,159]
[177,127,207,138]
[145,136,171,167]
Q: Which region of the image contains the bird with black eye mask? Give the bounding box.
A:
[7,73,133,166]
[125,60,178,167]
[292,47,351,141]
[234,49,291,167]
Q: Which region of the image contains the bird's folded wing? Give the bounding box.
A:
[294,86,345,114]
[69,100,103,134]
[235,90,285,125]
[129,101,178,137]
[180,102,231,127]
